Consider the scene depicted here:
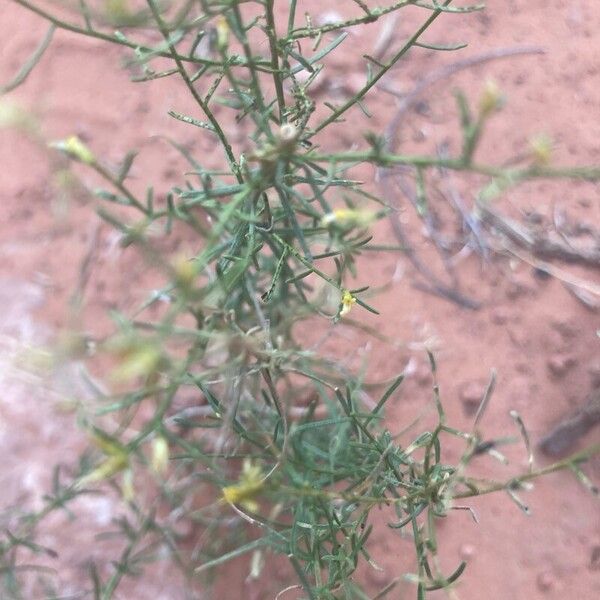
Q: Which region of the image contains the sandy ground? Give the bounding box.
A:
[1,1,599,598]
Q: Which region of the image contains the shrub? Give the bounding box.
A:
[3,1,599,598]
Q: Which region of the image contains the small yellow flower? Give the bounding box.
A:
[321,208,376,229]
[76,430,129,490]
[0,99,37,132]
[529,133,553,166]
[172,253,197,290]
[479,79,503,117]
[121,468,135,503]
[339,290,356,317]
[151,436,169,475]
[216,15,230,53]
[105,0,132,21]
[106,335,163,382]
[222,459,264,512]
[50,135,95,165]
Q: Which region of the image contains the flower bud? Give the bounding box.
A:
[0,99,37,132]
[321,208,377,229]
[216,15,230,53]
[277,123,299,143]
[50,135,95,165]
[479,80,503,117]
[339,290,356,317]
[172,254,197,290]
[151,436,169,475]
[529,133,553,166]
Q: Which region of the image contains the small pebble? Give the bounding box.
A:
[490,306,509,325]
[536,570,556,592]
[507,326,528,348]
[459,543,476,560]
[547,354,577,378]
[366,566,388,586]
[551,318,579,340]
[459,380,486,415]
[588,361,600,389]
[505,275,533,300]
[415,364,433,388]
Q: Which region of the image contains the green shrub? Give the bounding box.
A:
[3,1,599,598]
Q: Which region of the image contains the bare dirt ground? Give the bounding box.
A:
[1,1,599,598]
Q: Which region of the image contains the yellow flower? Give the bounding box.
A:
[172,253,197,290]
[321,208,376,229]
[106,335,163,382]
[222,460,264,512]
[479,79,503,117]
[0,99,37,132]
[50,135,95,165]
[339,290,356,317]
[105,0,131,21]
[216,15,230,53]
[76,430,129,490]
[151,436,169,475]
[529,133,553,166]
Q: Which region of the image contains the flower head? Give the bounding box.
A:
[339,290,357,317]
[76,429,131,497]
[479,79,503,117]
[50,135,95,165]
[106,334,164,383]
[529,133,553,166]
[222,459,264,512]
[151,436,170,475]
[216,15,230,52]
[321,208,376,230]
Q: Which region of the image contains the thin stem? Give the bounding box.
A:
[454,443,600,499]
[265,0,286,123]
[287,0,298,35]
[145,0,241,182]
[92,163,148,215]
[288,0,413,40]
[230,3,267,116]
[312,0,453,134]
[0,23,55,94]
[12,0,221,67]
[306,151,600,181]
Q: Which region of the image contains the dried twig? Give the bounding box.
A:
[479,204,600,269]
[436,142,490,258]
[380,171,481,310]
[380,46,545,150]
[377,47,545,309]
[539,388,600,457]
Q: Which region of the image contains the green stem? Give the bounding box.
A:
[265,0,286,123]
[92,163,148,215]
[454,443,600,499]
[230,3,267,117]
[287,0,298,35]
[306,151,600,181]
[13,0,221,67]
[288,0,413,40]
[312,0,453,134]
[145,0,241,182]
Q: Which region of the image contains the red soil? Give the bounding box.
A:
[1,1,599,598]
